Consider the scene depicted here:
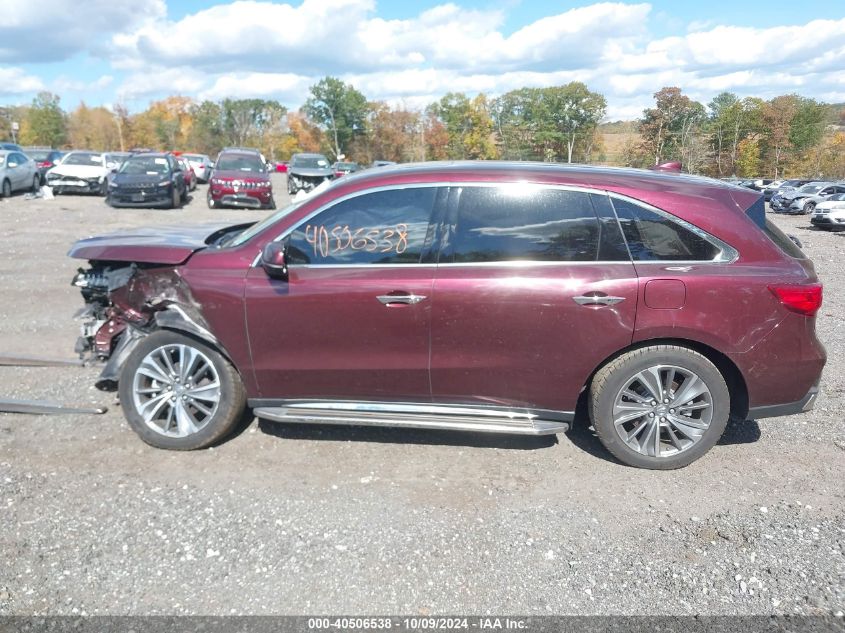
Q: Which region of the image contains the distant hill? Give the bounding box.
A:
[598,120,639,166]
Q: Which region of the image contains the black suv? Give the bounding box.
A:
[107,153,188,208]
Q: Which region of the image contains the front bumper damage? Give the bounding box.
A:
[72,264,222,391]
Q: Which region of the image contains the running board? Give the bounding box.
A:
[252,401,570,436]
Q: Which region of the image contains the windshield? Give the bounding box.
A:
[216,154,265,172]
[119,156,171,176]
[336,162,358,170]
[798,184,825,193]
[828,193,845,202]
[229,200,306,247]
[64,152,102,166]
[293,156,329,168]
[28,150,51,161]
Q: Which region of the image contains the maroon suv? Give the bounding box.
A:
[207,149,274,210]
[68,162,825,469]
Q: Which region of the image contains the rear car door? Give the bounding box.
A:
[429,184,639,414]
[9,153,28,190]
[244,185,445,402]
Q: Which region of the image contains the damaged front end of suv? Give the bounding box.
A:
[69,223,252,391]
[72,264,218,390]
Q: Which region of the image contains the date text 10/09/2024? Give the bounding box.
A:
[304,224,411,258]
[306,617,528,630]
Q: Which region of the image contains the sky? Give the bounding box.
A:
[1,0,844,120]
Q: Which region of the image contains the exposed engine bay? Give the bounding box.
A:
[71,263,218,391]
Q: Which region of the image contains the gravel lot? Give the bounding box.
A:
[0,176,843,616]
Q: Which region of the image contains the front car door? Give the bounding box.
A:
[244,185,445,402]
[430,184,639,414]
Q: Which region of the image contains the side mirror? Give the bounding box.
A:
[261,241,288,280]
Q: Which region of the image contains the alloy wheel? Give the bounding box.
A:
[131,344,221,438]
[612,364,713,458]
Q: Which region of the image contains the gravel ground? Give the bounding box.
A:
[0,178,843,616]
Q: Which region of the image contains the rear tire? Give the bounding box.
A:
[589,345,730,469]
[118,330,246,450]
[32,175,40,193]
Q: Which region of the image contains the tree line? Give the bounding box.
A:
[1,78,843,179]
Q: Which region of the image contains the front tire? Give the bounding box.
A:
[169,186,180,209]
[1,179,10,198]
[206,188,216,209]
[589,345,730,469]
[118,331,247,450]
[803,201,815,214]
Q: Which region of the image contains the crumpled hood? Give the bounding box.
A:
[289,166,334,178]
[68,222,249,265]
[48,164,109,180]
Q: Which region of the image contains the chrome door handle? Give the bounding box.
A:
[377,294,427,305]
[572,295,625,306]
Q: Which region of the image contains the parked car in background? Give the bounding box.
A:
[178,157,197,191]
[0,142,23,152]
[771,182,834,214]
[787,183,845,214]
[287,153,334,195]
[333,161,359,177]
[106,152,187,209]
[105,152,131,171]
[68,161,825,470]
[274,161,288,173]
[810,193,845,230]
[208,149,274,209]
[46,151,111,195]
[25,149,64,184]
[183,154,214,182]
[764,179,813,202]
[0,149,39,197]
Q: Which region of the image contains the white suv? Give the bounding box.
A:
[810,193,845,230]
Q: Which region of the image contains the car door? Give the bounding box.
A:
[8,153,26,190]
[244,185,445,402]
[429,184,639,414]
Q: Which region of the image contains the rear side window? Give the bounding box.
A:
[445,186,625,263]
[286,187,438,265]
[610,197,720,261]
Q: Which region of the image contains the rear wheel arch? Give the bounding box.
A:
[584,337,749,422]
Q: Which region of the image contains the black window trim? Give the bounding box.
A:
[253,182,738,268]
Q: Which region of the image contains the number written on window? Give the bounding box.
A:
[286,187,437,265]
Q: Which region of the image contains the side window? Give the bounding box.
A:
[445,186,616,263]
[9,152,24,166]
[287,187,438,265]
[610,197,720,261]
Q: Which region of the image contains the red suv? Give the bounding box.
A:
[69,162,825,469]
[207,149,274,209]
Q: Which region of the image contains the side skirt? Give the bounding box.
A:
[249,400,572,436]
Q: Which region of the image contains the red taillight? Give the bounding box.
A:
[768,284,823,316]
[38,161,52,168]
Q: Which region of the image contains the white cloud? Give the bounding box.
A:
[53,75,114,93]
[0,0,166,63]
[0,67,45,96]
[4,1,845,121]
